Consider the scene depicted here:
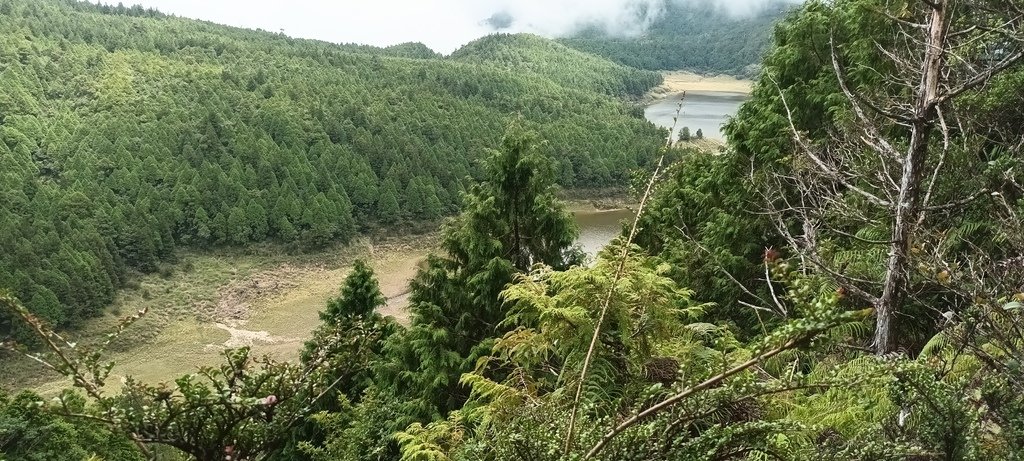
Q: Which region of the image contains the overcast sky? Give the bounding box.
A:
[94,0,773,54]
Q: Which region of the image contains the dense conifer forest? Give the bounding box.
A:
[0,0,663,336]
[3,0,1024,460]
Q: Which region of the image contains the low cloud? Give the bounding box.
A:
[96,0,790,54]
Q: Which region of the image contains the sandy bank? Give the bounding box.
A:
[646,71,753,102]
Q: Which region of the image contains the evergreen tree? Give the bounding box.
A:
[275,216,297,242]
[402,178,425,219]
[300,195,335,248]
[226,205,252,245]
[321,259,385,321]
[678,126,691,142]
[0,0,665,344]
[379,125,581,422]
[377,180,401,224]
[286,259,395,460]
[246,201,269,241]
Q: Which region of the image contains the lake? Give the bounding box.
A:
[573,207,636,259]
[643,90,749,141]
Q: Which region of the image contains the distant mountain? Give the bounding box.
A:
[557,0,792,76]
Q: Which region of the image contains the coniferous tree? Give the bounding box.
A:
[226,206,252,245]
[285,260,395,460]
[379,124,581,423]
[0,0,664,341]
[246,201,269,241]
[377,180,401,224]
[321,259,385,321]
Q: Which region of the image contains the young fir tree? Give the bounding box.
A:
[377,179,401,224]
[378,124,581,424]
[286,259,395,460]
[321,259,386,321]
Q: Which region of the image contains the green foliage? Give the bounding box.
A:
[273,261,398,460]
[634,147,778,336]
[377,125,582,425]
[5,0,1024,460]
[0,0,663,336]
[450,33,662,97]
[725,0,1024,352]
[0,390,143,461]
[322,260,386,321]
[394,254,873,461]
[677,126,691,142]
[0,290,388,460]
[300,387,406,461]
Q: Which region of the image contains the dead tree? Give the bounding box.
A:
[770,0,1024,354]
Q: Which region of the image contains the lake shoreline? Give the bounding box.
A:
[642,70,753,105]
[643,82,750,141]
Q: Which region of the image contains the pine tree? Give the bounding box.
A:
[226,206,252,245]
[377,179,401,224]
[321,259,386,321]
[380,124,581,422]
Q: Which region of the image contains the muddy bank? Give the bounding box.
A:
[644,70,752,104]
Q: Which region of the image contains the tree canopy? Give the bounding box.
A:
[0,0,664,337]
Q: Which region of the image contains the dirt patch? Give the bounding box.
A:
[198,264,319,324]
[646,71,752,102]
[211,323,294,349]
[380,291,413,325]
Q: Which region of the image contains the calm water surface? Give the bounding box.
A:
[574,208,636,259]
[644,91,748,141]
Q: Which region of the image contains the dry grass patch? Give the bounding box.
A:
[3,235,435,394]
[647,71,753,101]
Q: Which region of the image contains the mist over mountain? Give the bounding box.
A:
[95,0,793,54]
[558,0,792,75]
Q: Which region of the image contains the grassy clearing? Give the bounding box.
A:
[3,235,435,394]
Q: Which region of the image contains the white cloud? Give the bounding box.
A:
[95,0,782,54]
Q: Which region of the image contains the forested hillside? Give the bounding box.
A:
[0,0,663,335]
[4,0,1024,459]
[560,0,789,76]
[450,34,661,97]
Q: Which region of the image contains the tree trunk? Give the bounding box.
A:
[875,0,948,354]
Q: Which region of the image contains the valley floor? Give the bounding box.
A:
[4,198,628,394]
[4,235,434,394]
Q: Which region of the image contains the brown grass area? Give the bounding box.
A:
[647,71,753,101]
[676,137,728,152]
[6,235,434,394]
